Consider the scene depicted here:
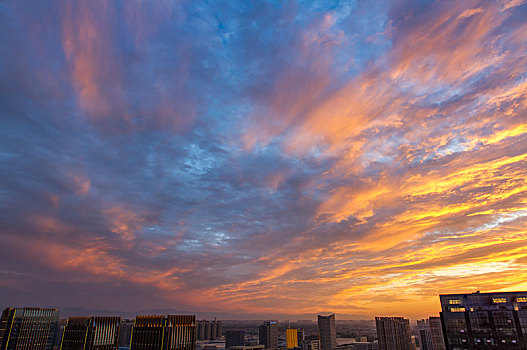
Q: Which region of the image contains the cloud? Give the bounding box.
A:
[0,0,526,319]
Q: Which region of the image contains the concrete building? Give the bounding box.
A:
[318,315,337,350]
[375,317,412,350]
[440,291,527,349]
[302,340,320,350]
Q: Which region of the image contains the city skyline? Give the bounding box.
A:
[1,0,527,319]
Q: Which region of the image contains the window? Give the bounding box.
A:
[449,299,461,305]
[493,298,507,303]
[451,308,466,312]
[517,297,527,303]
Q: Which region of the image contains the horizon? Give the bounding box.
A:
[1,0,527,320]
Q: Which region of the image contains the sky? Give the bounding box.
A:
[1,0,527,320]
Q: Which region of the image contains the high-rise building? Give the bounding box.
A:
[259,321,278,350]
[297,329,304,345]
[0,307,59,350]
[375,317,412,350]
[118,319,134,348]
[60,316,120,350]
[286,329,298,349]
[428,317,445,350]
[318,314,336,350]
[417,319,433,350]
[225,330,245,348]
[129,314,195,350]
[440,291,527,349]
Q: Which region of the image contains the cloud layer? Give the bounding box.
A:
[1,0,527,319]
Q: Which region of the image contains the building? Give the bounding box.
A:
[230,346,265,350]
[129,314,195,350]
[197,320,223,341]
[318,315,337,350]
[259,321,278,350]
[440,291,527,349]
[286,329,298,349]
[301,340,320,350]
[375,317,412,350]
[0,307,59,350]
[428,318,445,350]
[60,316,120,350]
[417,319,433,350]
[226,330,245,348]
[117,319,134,348]
[297,329,305,345]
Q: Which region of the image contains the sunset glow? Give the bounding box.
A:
[1,0,527,319]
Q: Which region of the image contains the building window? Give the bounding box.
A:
[449,299,461,305]
[451,308,465,312]
[517,297,527,303]
[493,298,507,303]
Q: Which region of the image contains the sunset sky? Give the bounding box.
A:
[1,0,527,320]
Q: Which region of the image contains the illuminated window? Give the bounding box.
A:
[493,298,507,303]
[517,297,527,303]
[449,299,461,305]
[450,307,465,312]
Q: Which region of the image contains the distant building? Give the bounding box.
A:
[130,314,195,350]
[197,320,223,340]
[297,329,305,345]
[230,346,265,350]
[318,315,337,350]
[60,316,120,350]
[0,307,59,350]
[286,329,298,349]
[349,341,378,350]
[427,318,445,350]
[259,321,278,350]
[226,330,245,348]
[302,340,320,350]
[416,318,445,350]
[440,291,527,349]
[375,317,412,350]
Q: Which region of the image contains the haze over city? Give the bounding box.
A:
[1,0,527,321]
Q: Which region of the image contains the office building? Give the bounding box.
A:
[375,317,412,350]
[440,291,527,349]
[0,307,59,350]
[130,314,195,350]
[259,321,278,349]
[226,330,245,348]
[60,316,120,350]
[118,319,134,348]
[286,329,298,349]
[417,319,433,350]
[297,329,304,345]
[318,314,337,350]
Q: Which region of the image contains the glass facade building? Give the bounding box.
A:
[0,307,59,350]
[440,291,527,349]
[318,315,336,350]
[259,321,278,350]
[60,316,120,350]
[129,314,195,350]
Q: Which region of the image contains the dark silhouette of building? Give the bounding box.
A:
[428,317,445,350]
[60,316,120,350]
[259,321,278,349]
[375,317,412,350]
[226,330,245,348]
[117,319,134,348]
[440,291,527,349]
[0,307,59,350]
[318,315,336,350]
[129,314,195,350]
